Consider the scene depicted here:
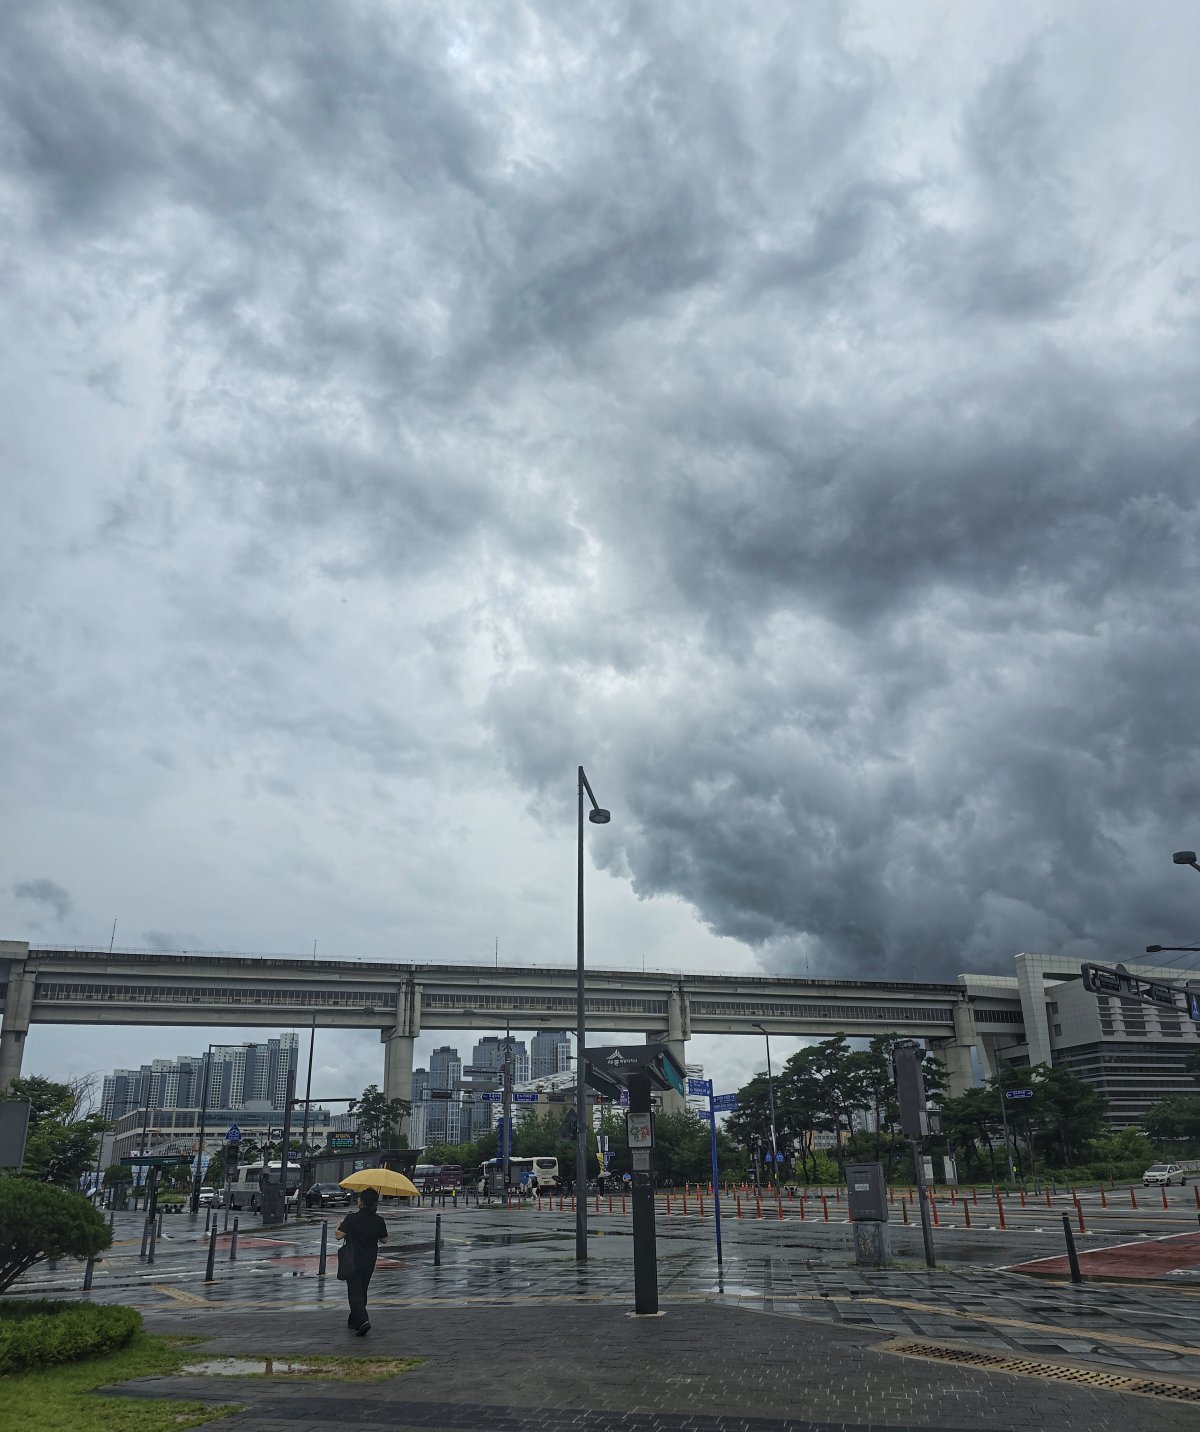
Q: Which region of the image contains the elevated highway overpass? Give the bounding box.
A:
[0,940,1028,1116]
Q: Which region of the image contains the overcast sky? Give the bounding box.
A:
[2,1,1198,1102]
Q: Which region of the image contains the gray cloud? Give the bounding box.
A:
[1,0,1198,1028]
[14,880,73,922]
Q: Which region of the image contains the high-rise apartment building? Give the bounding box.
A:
[100,1035,299,1117]
[531,1030,572,1080]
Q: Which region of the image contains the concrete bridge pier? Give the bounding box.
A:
[0,943,33,1093]
[648,982,690,1113]
[933,997,984,1099]
[381,976,421,1138]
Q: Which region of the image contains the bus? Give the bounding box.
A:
[479,1155,560,1195]
[225,1160,302,1211]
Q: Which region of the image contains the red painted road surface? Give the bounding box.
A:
[1007,1231,1200,1280]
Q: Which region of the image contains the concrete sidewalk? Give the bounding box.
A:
[21,1207,1200,1429]
[116,1299,1200,1432]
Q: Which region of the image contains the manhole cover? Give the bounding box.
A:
[887,1342,1200,1404]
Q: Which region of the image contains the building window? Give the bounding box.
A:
[1053,1023,1062,1037]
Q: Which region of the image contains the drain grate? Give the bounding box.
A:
[887,1341,1200,1404]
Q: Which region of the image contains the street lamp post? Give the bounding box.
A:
[190,1041,241,1215]
[752,1022,779,1189]
[576,764,611,1262]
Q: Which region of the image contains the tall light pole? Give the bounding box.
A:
[577,765,610,1262]
[752,1022,779,1188]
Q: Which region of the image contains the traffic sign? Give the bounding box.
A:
[120,1154,180,1167]
[481,1091,501,1101]
[225,1125,242,1143]
[1005,1089,1033,1100]
[712,1093,739,1111]
[687,1077,712,1096]
[513,1092,539,1103]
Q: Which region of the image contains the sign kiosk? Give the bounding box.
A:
[585,1042,687,1315]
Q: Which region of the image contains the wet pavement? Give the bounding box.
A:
[14,1196,1200,1430]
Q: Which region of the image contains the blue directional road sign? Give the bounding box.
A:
[513,1092,539,1103]
[1189,989,1200,1022]
[225,1124,242,1143]
[481,1092,501,1102]
[1005,1089,1033,1100]
[712,1093,740,1111]
[688,1077,712,1096]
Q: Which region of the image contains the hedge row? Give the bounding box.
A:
[0,1299,142,1375]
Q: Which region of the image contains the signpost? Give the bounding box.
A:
[687,1077,725,1269]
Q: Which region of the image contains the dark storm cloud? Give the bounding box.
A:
[2,1,1197,982]
[14,880,73,921]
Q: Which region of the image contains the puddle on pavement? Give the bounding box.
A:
[181,1358,319,1376]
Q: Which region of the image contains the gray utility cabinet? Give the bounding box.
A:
[845,1162,889,1222]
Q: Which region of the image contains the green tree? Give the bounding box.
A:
[355,1084,412,1150]
[0,1178,112,1292]
[1143,1094,1200,1142]
[7,1075,109,1187]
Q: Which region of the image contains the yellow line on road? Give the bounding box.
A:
[150,1284,212,1306]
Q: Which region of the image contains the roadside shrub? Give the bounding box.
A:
[0,1178,111,1293]
[0,1299,141,1374]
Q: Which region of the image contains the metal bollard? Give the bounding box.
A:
[204,1206,212,1233]
[230,1217,239,1261]
[204,1224,218,1282]
[83,1257,96,1291]
[434,1213,442,1267]
[318,1220,328,1276]
[1061,1212,1083,1284]
[147,1218,157,1266]
[157,1212,164,1241]
[109,1210,115,1232]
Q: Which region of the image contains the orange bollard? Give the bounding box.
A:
[1194,1185,1200,1210]
[963,1201,971,1228]
[1045,1189,1052,1208]
[1129,1186,1137,1209]
[1077,1201,1087,1234]
[1019,1189,1026,1207]
[931,1198,939,1228]
[777,1191,785,1221]
[799,1195,805,1220]
[699,1194,705,1219]
[1100,1187,1107,1208]
[821,1195,830,1221]
[666,1193,672,1216]
[507,1193,513,1211]
[595,1194,600,1214]
[972,1186,978,1206]
[902,1199,909,1225]
[755,1194,763,1219]
[996,1195,1006,1231]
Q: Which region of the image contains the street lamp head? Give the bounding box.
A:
[1146,945,1163,953]
[589,808,611,825]
[1173,851,1198,865]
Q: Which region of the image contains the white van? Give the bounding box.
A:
[226,1160,302,1210]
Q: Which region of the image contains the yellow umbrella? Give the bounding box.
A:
[339,1167,420,1198]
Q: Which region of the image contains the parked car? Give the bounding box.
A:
[1142,1161,1200,1186]
[198,1188,216,1206]
[305,1181,352,1208]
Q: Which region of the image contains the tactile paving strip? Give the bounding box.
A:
[887,1341,1200,1403]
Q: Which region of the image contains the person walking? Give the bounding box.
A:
[335,1188,388,1335]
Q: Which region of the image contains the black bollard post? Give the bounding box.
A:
[1061,1211,1083,1284]
[109,1210,115,1232]
[82,1257,96,1291]
[139,1216,151,1261]
[318,1220,328,1277]
[157,1211,164,1241]
[204,1224,218,1282]
[147,1218,157,1266]
[205,1205,212,1233]
[230,1217,239,1261]
[434,1213,442,1266]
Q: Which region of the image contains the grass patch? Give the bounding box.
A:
[0,1331,237,1432]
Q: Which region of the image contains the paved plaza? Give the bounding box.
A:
[15,1193,1200,1431]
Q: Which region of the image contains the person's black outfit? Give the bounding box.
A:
[337,1205,388,1334]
